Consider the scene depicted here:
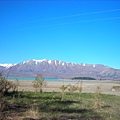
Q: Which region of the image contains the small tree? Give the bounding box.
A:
[60,80,68,100]
[32,74,47,93]
[60,85,68,101]
[77,80,83,94]
[93,86,103,112]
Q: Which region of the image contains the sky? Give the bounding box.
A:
[0,0,120,69]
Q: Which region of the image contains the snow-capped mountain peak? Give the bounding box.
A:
[21,59,48,64]
[32,59,48,64]
[20,59,77,67]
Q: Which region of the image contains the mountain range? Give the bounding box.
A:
[0,59,120,80]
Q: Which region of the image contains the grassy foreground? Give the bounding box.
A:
[1,91,120,120]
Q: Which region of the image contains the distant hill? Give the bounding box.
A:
[0,59,120,80]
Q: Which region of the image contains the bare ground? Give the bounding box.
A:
[15,79,120,96]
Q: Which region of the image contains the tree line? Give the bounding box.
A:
[71,77,96,80]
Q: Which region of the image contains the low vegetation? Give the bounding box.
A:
[0,73,19,94]
[0,74,120,120]
[1,92,120,120]
[0,73,20,120]
[112,85,120,91]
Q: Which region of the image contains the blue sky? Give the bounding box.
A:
[0,0,120,69]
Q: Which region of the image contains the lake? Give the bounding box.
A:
[6,76,120,85]
[6,76,59,81]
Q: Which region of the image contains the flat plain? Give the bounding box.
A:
[16,79,120,96]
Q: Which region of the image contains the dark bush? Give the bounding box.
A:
[0,73,17,95]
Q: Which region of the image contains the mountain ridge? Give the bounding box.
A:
[0,59,120,80]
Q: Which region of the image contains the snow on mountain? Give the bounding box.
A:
[20,59,75,67]
[10,59,107,70]
[93,65,96,68]
[22,59,52,65]
[0,64,15,68]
